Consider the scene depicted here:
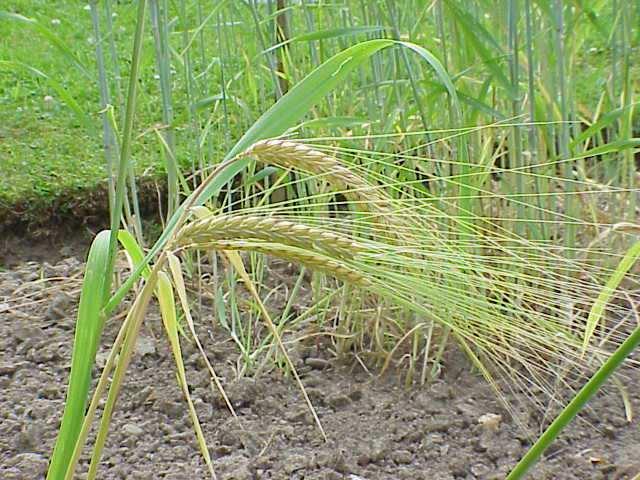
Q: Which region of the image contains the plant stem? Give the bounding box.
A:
[89,0,116,212]
[150,0,177,217]
[104,0,148,302]
[507,325,640,479]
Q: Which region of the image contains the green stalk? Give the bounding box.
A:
[276,0,290,95]
[434,0,448,185]
[105,0,144,244]
[436,0,449,71]
[150,0,178,217]
[178,0,202,185]
[508,240,640,479]
[104,0,124,113]
[384,0,432,148]
[620,5,635,221]
[609,0,618,103]
[217,8,232,149]
[89,0,116,212]
[552,0,574,256]
[247,0,284,98]
[104,0,148,300]
[507,325,640,479]
[88,5,139,246]
[301,0,319,66]
[523,0,547,241]
[508,0,525,237]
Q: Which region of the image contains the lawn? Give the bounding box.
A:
[1,1,636,225]
[1,2,639,479]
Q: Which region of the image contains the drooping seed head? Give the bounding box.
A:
[241,139,401,222]
[182,239,370,286]
[176,213,365,259]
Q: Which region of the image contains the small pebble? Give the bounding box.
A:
[305,357,330,370]
[327,393,351,409]
[0,363,18,375]
[422,418,453,433]
[6,452,48,478]
[285,408,312,424]
[135,336,156,357]
[123,423,144,436]
[471,462,491,476]
[348,389,363,401]
[392,449,413,465]
[478,412,502,432]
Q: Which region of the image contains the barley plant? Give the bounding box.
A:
[3,0,637,478]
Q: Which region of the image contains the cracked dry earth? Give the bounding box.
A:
[1,255,640,480]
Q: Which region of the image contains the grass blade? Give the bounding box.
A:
[507,325,640,479]
[118,229,151,278]
[157,271,216,478]
[508,241,640,479]
[47,230,111,480]
[583,241,640,352]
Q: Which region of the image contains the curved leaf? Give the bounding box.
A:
[48,230,111,479]
[195,39,458,207]
[582,241,640,352]
[117,229,151,279]
[262,25,386,54]
[105,39,458,315]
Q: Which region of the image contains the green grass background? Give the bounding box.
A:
[0,1,636,222]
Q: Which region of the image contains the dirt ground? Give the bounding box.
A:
[1,250,639,480]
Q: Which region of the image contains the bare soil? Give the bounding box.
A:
[1,250,639,480]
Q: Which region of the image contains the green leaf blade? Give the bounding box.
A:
[48,230,111,479]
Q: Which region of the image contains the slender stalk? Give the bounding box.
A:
[620,4,635,221]
[89,0,117,211]
[150,0,178,217]
[385,0,432,151]
[275,0,290,95]
[91,1,140,243]
[523,0,547,241]
[434,0,448,182]
[217,8,231,149]
[105,0,148,301]
[179,0,202,186]
[552,0,574,256]
[104,0,124,113]
[247,0,283,98]
[507,326,640,479]
[508,0,525,237]
[301,0,318,65]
